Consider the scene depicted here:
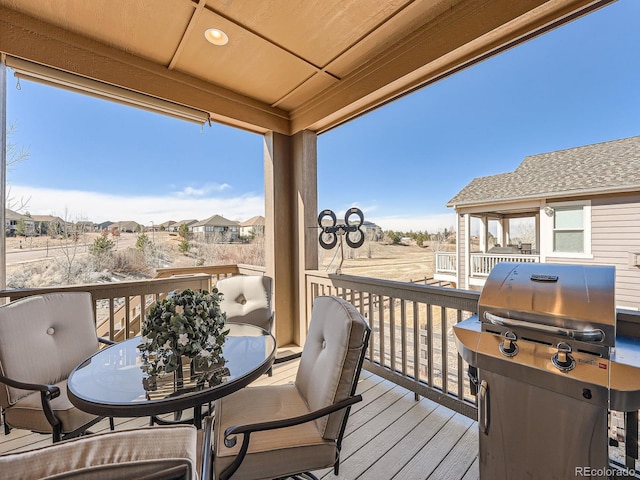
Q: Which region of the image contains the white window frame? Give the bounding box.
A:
[541,200,592,259]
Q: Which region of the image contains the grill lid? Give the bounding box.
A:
[478,263,616,347]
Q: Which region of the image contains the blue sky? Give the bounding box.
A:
[6,0,640,232]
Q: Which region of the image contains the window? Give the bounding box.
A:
[542,200,591,258]
[553,206,584,253]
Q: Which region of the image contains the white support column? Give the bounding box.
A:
[478,215,488,252]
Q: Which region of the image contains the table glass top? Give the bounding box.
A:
[67,323,276,407]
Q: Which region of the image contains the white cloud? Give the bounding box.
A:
[368,212,456,232]
[11,184,264,225]
[174,183,231,198]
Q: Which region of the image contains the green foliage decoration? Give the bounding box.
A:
[138,288,229,376]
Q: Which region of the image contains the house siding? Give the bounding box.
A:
[547,194,640,310]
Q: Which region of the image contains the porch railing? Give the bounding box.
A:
[434,252,541,278]
[470,253,540,277]
[305,270,480,419]
[435,252,457,273]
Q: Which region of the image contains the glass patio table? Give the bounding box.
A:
[67,323,276,425]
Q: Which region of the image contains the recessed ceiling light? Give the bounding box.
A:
[204,28,229,46]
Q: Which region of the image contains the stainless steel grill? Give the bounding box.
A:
[453,262,640,479]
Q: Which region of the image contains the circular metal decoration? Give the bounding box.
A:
[344,207,365,249]
[318,209,338,249]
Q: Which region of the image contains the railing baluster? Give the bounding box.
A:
[125,296,131,339]
[427,303,433,388]
[390,297,396,372]
[379,295,385,368]
[412,301,420,401]
[400,299,407,377]
[440,306,447,393]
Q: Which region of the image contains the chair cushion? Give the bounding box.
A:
[0,292,99,406]
[0,424,198,480]
[214,384,336,480]
[295,296,367,439]
[4,379,97,434]
[216,276,272,331]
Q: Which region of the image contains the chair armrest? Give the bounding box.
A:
[224,394,361,446]
[0,373,61,400]
[98,337,116,345]
[220,395,361,480]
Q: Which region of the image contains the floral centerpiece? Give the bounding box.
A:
[138,288,229,377]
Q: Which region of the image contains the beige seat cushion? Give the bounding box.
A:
[216,276,272,331]
[295,296,367,439]
[3,379,96,434]
[0,292,99,407]
[214,384,336,480]
[0,425,198,480]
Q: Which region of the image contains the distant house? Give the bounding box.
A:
[239,216,265,238]
[157,220,175,231]
[96,221,114,232]
[170,219,198,233]
[5,209,35,236]
[31,214,65,236]
[435,135,640,310]
[112,221,142,233]
[190,215,240,242]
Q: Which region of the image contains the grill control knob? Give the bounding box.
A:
[552,342,576,372]
[499,331,518,357]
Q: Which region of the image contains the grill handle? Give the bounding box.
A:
[478,380,489,435]
[484,312,605,342]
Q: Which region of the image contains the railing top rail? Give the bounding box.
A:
[0,273,212,301]
[307,271,479,312]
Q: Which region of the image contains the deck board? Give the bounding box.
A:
[0,360,479,479]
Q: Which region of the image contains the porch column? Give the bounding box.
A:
[478,215,488,252]
[264,131,318,348]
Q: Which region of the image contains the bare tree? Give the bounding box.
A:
[6,124,30,212]
[54,209,91,284]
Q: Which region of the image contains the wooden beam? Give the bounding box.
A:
[0,6,290,134]
[290,0,615,133]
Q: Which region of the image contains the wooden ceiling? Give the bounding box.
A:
[0,0,614,135]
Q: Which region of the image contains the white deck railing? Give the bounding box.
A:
[435,252,457,273]
[434,252,541,278]
[470,253,540,277]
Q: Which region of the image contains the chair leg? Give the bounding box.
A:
[52,423,62,443]
[109,417,115,431]
[2,409,10,435]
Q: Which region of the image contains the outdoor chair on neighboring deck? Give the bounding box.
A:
[0,423,207,480]
[202,295,371,480]
[0,292,114,443]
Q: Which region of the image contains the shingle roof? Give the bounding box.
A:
[239,216,265,227]
[191,215,239,227]
[447,136,640,208]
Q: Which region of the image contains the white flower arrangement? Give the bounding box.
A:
[138,288,229,377]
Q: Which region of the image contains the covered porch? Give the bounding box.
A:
[435,207,541,289]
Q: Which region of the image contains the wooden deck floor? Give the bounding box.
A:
[0,360,479,479]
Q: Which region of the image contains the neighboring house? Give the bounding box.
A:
[435,135,640,310]
[112,220,142,233]
[190,215,240,242]
[157,220,175,231]
[239,216,265,238]
[5,209,35,236]
[74,221,95,232]
[170,219,198,233]
[96,221,114,232]
[30,215,65,236]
